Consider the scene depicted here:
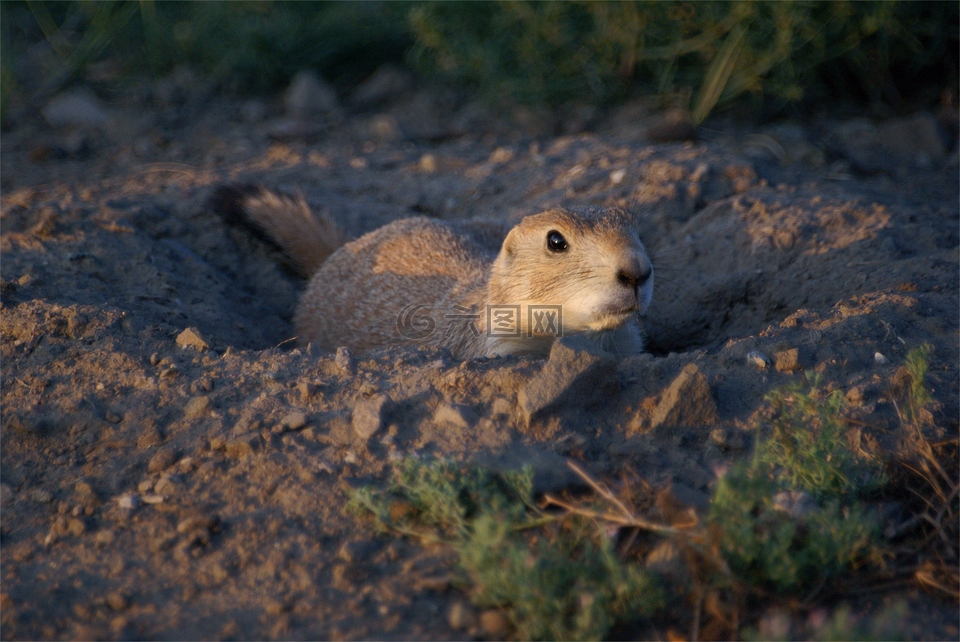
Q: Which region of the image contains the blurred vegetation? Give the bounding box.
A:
[2,1,957,122]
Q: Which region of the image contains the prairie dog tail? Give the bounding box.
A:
[209,184,347,277]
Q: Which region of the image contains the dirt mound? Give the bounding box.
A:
[2,82,957,639]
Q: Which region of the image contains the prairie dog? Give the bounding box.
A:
[211,185,653,360]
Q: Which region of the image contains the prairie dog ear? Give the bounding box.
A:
[499,226,522,261]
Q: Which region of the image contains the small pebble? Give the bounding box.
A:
[94,529,116,546]
[448,601,478,630]
[106,591,129,611]
[297,381,318,401]
[874,351,889,364]
[420,153,438,173]
[176,327,210,351]
[774,347,802,372]
[747,350,769,368]
[184,395,212,419]
[154,475,180,496]
[117,494,139,510]
[225,432,260,459]
[434,403,476,430]
[147,447,178,473]
[352,394,389,439]
[29,488,54,504]
[281,411,307,431]
[480,610,510,638]
[335,347,355,375]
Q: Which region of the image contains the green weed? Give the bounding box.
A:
[754,374,887,498]
[409,1,957,118]
[347,457,662,641]
[3,1,955,122]
[902,343,933,427]
[709,374,884,593]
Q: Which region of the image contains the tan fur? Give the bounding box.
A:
[237,188,346,276]
[215,189,654,360]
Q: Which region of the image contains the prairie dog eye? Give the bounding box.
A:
[546,230,568,252]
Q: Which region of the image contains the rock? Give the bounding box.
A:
[419,153,438,173]
[160,365,180,379]
[176,327,209,351]
[94,529,116,547]
[184,395,211,419]
[285,70,338,120]
[774,347,808,372]
[651,364,719,429]
[281,411,307,431]
[433,403,476,430]
[335,347,355,375]
[664,482,710,512]
[29,488,53,504]
[350,65,412,108]
[479,609,510,638]
[368,114,401,141]
[74,478,99,503]
[352,394,390,440]
[225,432,261,459]
[43,89,110,129]
[828,118,887,174]
[154,474,181,496]
[747,350,769,368]
[137,424,163,448]
[490,397,513,418]
[106,591,129,611]
[879,112,948,166]
[448,601,478,630]
[645,108,698,143]
[117,493,139,510]
[297,381,318,402]
[147,447,179,473]
[518,338,618,426]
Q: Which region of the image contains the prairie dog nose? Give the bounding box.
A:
[616,253,652,289]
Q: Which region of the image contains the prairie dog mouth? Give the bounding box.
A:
[588,307,637,331]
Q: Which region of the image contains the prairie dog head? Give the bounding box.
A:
[488,206,653,335]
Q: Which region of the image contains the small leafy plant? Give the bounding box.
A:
[709,374,884,593]
[347,457,662,641]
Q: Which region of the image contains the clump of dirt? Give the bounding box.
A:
[2,73,958,640]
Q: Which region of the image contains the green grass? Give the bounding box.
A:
[709,373,885,593]
[3,1,955,123]
[347,457,662,641]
